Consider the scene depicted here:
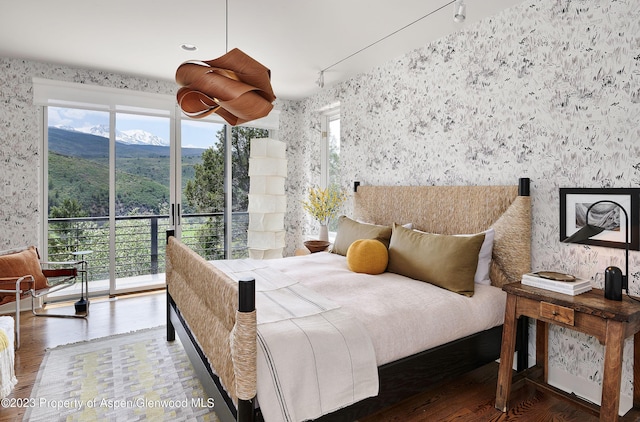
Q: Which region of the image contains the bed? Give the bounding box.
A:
[166,178,532,422]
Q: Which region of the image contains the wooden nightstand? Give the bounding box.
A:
[495,282,640,421]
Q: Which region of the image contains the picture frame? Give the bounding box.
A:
[560,188,640,250]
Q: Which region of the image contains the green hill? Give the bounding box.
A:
[48,127,205,160]
[48,127,206,216]
[48,152,171,216]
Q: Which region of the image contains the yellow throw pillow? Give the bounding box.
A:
[346,239,389,275]
[387,223,484,296]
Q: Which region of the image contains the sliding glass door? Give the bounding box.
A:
[46,107,172,295]
[113,113,171,292]
[179,121,269,259]
[46,107,112,297]
[179,120,226,259]
[45,105,271,299]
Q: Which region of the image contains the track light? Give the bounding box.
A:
[317,71,325,88]
[453,0,466,22]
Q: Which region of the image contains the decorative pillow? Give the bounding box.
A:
[0,246,47,304]
[457,228,494,285]
[414,227,495,285]
[346,239,389,274]
[387,224,485,296]
[332,216,392,256]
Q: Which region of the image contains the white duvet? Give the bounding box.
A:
[212,258,379,422]
[210,252,507,422]
[266,251,507,366]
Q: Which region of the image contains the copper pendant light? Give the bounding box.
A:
[175,1,275,126]
[176,49,276,125]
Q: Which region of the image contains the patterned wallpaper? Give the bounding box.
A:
[280,0,640,406]
[0,0,639,409]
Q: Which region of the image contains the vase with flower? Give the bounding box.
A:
[301,185,346,245]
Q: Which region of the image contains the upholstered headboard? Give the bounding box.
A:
[353,179,531,287]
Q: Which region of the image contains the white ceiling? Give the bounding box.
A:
[0,0,524,101]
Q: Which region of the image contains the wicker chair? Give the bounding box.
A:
[0,246,88,348]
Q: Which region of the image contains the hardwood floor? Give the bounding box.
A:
[0,291,631,421]
[360,365,601,422]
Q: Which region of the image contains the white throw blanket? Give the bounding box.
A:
[0,316,17,399]
[213,259,379,422]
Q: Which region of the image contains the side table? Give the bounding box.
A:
[495,282,640,421]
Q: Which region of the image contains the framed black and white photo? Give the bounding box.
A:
[559,188,640,250]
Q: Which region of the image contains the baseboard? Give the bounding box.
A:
[548,366,631,416]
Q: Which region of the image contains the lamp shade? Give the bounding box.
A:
[250,177,285,196]
[247,138,286,259]
[247,194,286,213]
[248,157,287,177]
[248,213,285,232]
[176,48,276,126]
[562,224,606,244]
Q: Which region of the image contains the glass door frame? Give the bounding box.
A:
[112,110,173,295]
[41,94,279,299]
[42,105,175,297]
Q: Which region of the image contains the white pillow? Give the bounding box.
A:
[414,227,495,285]
[465,228,494,285]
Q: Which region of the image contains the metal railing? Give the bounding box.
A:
[47,212,249,283]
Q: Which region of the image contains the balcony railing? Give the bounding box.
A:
[47,212,249,284]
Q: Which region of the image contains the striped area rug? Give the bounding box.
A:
[24,326,220,421]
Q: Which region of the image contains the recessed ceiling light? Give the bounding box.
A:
[181,44,198,52]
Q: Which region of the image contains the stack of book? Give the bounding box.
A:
[521,272,592,296]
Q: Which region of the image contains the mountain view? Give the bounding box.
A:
[47,123,267,270]
[48,127,205,216]
[57,124,169,146]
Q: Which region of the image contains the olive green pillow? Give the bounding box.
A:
[331,216,392,256]
[387,223,485,296]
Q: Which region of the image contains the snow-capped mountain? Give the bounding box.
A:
[119,129,167,146]
[59,124,169,146]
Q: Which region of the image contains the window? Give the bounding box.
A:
[321,109,341,190]
[328,114,341,189]
[181,122,269,260]
[321,108,341,232]
[35,78,278,297]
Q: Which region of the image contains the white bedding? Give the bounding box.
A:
[266,251,507,366]
[209,251,506,421]
[212,259,379,422]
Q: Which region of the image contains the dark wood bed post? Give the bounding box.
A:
[516,177,530,372]
[166,229,176,342]
[237,277,256,422]
[518,177,530,197]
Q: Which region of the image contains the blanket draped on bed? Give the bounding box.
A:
[213,259,379,422]
[0,316,17,399]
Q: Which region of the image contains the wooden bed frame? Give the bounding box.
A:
[166,178,532,422]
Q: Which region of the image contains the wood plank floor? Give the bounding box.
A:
[0,291,632,421]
